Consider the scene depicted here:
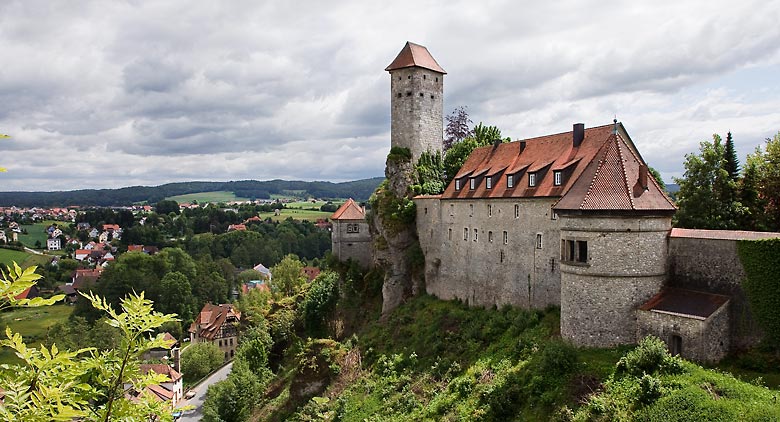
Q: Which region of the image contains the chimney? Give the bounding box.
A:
[573,123,585,147]
[633,164,649,197]
[493,138,502,148]
[172,347,181,373]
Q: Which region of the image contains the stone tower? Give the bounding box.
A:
[385,41,446,162]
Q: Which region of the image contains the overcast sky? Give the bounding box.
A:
[1,0,779,192]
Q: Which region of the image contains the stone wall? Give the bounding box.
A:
[331,219,372,269]
[389,67,443,161]
[559,214,671,347]
[637,302,730,363]
[668,236,762,350]
[415,196,561,309]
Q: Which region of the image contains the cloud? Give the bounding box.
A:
[1,0,780,191]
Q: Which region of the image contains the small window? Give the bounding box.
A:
[419,92,424,97]
[578,240,588,262]
[488,231,493,242]
[488,204,493,217]
[450,204,454,215]
[435,77,439,82]
[529,173,536,187]
[430,95,434,99]
[455,179,461,190]
[469,204,473,217]
[551,207,558,220]
[424,207,428,215]
[500,249,505,263]
[561,239,587,263]
[470,178,475,190]
[507,174,514,188]
[473,228,478,242]
[536,233,543,249]
[464,228,468,241]
[218,339,222,347]
[554,171,562,186]
[408,75,411,79]
[448,228,452,240]
[423,74,427,80]
[486,177,492,189]
[503,231,508,245]
[347,224,359,233]
[514,204,520,219]
[397,92,402,98]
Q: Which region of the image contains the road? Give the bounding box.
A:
[176,361,233,421]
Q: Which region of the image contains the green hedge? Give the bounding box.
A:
[737,238,780,343]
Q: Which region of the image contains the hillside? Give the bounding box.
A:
[0,177,384,207]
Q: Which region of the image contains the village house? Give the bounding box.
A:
[330,198,371,268]
[189,303,241,361]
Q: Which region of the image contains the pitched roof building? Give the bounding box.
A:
[188,303,240,361]
[331,199,371,268]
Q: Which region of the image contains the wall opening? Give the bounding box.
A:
[671,335,682,356]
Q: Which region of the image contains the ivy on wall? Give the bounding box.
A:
[737,238,780,344]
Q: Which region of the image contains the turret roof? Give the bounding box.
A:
[385,41,446,74]
[331,198,365,220]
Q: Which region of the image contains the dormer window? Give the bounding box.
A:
[554,171,562,186]
[469,178,476,190]
[507,175,514,188]
[528,173,537,187]
[455,179,461,190]
[486,177,492,189]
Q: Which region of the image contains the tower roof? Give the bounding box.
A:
[330,198,365,220]
[385,41,446,74]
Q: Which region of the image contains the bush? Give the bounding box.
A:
[301,271,339,337]
[539,341,578,377]
[181,342,224,383]
[616,336,683,378]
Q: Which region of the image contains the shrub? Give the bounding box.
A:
[181,342,224,383]
[301,271,339,337]
[616,336,683,378]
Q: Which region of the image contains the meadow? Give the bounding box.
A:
[166,190,249,204]
[0,304,74,364]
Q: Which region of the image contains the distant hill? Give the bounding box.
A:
[0,177,385,207]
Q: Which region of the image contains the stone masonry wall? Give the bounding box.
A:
[560,215,671,347]
[668,236,762,350]
[637,303,730,363]
[416,196,561,309]
[390,67,443,162]
[331,219,372,269]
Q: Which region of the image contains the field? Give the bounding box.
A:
[0,248,31,266]
[257,208,333,222]
[166,191,249,204]
[17,221,60,249]
[0,304,74,364]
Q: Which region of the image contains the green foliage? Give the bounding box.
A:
[271,254,306,297]
[442,123,509,186]
[0,262,63,310]
[237,322,274,375]
[674,134,745,229]
[155,199,181,215]
[202,359,267,422]
[368,180,416,236]
[301,272,340,338]
[724,131,740,181]
[615,336,684,378]
[411,150,446,195]
[181,341,224,383]
[737,238,780,343]
[387,146,412,163]
[648,166,666,192]
[741,132,780,231]
[0,271,178,422]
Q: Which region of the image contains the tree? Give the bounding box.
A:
[742,132,780,231]
[724,131,740,182]
[444,106,473,151]
[648,167,666,192]
[201,360,263,422]
[301,271,339,337]
[270,254,305,297]
[0,262,178,421]
[181,341,223,383]
[442,122,509,185]
[674,134,744,229]
[155,199,180,216]
[158,271,195,323]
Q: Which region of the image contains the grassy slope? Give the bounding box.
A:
[166,190,249,203]
[255,295,780,422]
[0,304,74,364]
[0,248,31,266]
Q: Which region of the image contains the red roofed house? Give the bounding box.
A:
[301,266,321,282]
[138,363,183,406]
[330,199,371,268]
[189,303,240,361]
[228,224,247,232]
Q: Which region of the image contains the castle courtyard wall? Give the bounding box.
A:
[668,236,762,350]
[416,196,561,309]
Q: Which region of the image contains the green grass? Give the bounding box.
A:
[17,221,61,249]
[0,304,74,364]
[0,248,31,266]
[257,209,332,222]
[166,191,249,204]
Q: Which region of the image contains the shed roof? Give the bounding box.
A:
[670,228,780,241]
[639,288,729,320]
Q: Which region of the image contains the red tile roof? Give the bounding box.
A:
[301,266,321,281]
[439,123,676,214]
[140,363,182,383]
[640,288,729,320]
[670,228,780,240]
[385,41,446,74]
[188,303,240,341]
[331,198,365,220]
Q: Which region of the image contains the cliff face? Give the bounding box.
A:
[370,154,424,314]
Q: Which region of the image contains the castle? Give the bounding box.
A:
[332,42,779,362]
